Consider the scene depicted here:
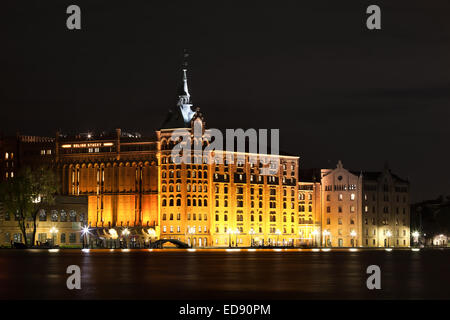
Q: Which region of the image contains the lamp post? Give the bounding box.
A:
[386,230,392,248]
[235,228,240,247]
[148,228,156,247]
[412,231,419,247]
[311,229,319,247]
[275,229,281,247]
[323,230,330,247]
[188,227,195,248]
[350,230,357,247]
[249,228,255,247]
[81,226,90,248]
[227,228,234,248]
[122,228,130,248]
[49,227,58,247]
[298,230,303,247]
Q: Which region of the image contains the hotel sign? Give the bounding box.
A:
[61,142,114,148]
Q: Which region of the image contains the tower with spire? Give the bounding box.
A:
[160,49,199,129]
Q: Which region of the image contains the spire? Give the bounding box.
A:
[160,50,203,130]
[177,49,195,124]
[178,49,191,100]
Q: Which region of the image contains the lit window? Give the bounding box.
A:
[350,193,355,200]
[5,152,8,159]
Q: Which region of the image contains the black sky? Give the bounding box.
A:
[1,0,450,202]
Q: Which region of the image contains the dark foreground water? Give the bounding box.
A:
[0,248,449,300]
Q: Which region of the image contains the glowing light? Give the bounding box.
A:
[81,248,90,253]
[147,228,156,237]
[350,230,357,237]
[411,248,420,252]
[49,227,58,234]
[61,144,72,148]
[48,249,59,253]
[147,249,153,252]
[386,231,392,238]
[247,249,256,252]
[108,229,118,239]
[321,248,331,252]
[187,249,196,252]
[121,249,130,252]
[385,248,393,252]
[273,249,282,252]
[81,226,90,235]
[226,249,241,252]
[349,248,358,252]
[412,231,420,238]
[122,228,130,237]
[312,248,320,252]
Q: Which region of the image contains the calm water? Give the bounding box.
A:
[0,248,449,300]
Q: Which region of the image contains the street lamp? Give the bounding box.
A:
[275,229,281,247]
[311,229,319,247]
[122,228,130,248]
[81,226,90,248]
[49,227,58,247]
[249,228,255,247]
[147,228,156,247]
[235,228,240,247]
[386,230,392,248]
[188,227,195,248]
[323,230,330,247]
[350,230,357,247]
[412,231,420,247]
[298,230,303,247]
[227,228,234,248]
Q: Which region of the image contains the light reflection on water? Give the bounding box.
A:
[0,249,448,300]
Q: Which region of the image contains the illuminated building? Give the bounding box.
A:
[0,57,410,248]
[320,160,410,247]
[51,58,301,248]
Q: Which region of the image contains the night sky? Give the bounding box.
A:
[1,0,450,202]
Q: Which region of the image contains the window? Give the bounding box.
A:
[69,233,77,243]
[60,233,66,243]
[39,210,47,221]
[69,210,77,222]
[350,193,355,200]
[51,210,58,222]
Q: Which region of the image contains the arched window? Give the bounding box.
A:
[69,210,77,222]
[176,199,181,206]
[39,210,47,221]
[162,199,167,206]
[60,210,67,222]
[169,199,174,206]
[51,210,58,222]
[204,199,207,206]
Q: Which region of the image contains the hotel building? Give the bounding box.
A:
[0,58,410,248]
